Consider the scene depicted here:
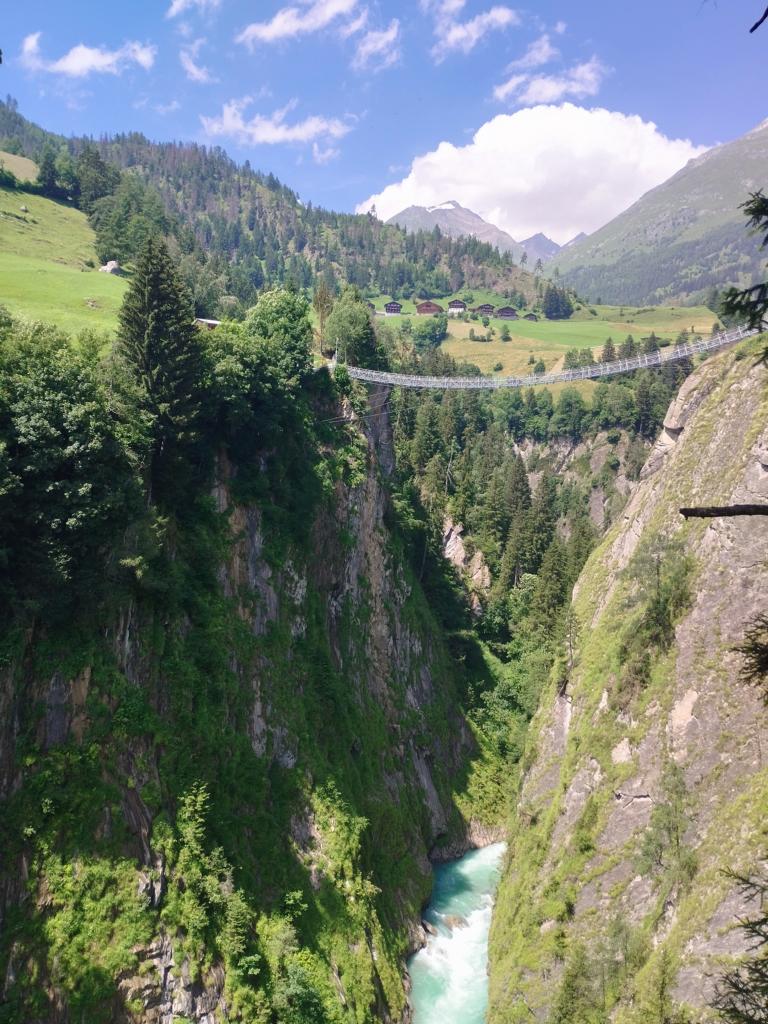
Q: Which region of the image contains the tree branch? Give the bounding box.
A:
[750,4,768,31]
[679,504,768,519]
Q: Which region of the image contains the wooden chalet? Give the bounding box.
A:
[448,299,467,315]
[384,301,403,316]
[496,307,519,320]
[195,318,222,330]
[365,301,376,312]
[416,300,445,315]
[473,303,495,316]
[523,312,539,322]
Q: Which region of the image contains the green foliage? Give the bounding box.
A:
[36,146,58,196]
[543,284,574,320]
[721,192,768,334]
[412,313,449,351]
[75,144,121,214]
[0,322,137,618]
[243,287,314,386]
[550,944,605,1024]
[325,285,382,367]
[616,538,693,705]
[90,174,170,264]
[116,235,206,508]
[735,614,768,704]
[637,759,697,885]
[712,866,768,1024]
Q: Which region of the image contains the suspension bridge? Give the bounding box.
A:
[340,323,758,390]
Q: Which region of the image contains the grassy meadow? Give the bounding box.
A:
[0,150,39,182]
[0,184,127,335]
[368,288,719,378]
[440,302,719,376]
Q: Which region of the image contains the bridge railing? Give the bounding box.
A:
[343,323,757,390]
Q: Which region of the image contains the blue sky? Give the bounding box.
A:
[2,0,765,241]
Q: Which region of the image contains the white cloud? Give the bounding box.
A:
[494,56,606,105]
[554,20,567,34]
[156,99,182,115]
[492,73,526,102]
[21,32,156,77]
[421,0,520,60]
[167,0,221,19]
[339,8,369,37]
[356,103,708,244]
[236,0,358,47]
[312,141,341,163]
[180,38,216,82]
[508,32,559,69]
[201,96,353,147]
[352,20,401,71]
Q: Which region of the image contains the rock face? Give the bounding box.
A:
[489,337,768,1022]
[0,402,476,1023]
[443,518,491,615]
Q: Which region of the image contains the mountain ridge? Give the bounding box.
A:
[552,120,768,305]
[386,199,524,259]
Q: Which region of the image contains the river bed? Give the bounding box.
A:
[408,842,506,1024]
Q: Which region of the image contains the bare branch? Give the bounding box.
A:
[679,505,768,519]
[750,4,768,31]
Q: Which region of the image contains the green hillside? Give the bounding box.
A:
[552,119,768,306]
[0,149,37,181]
[0,186,126,334]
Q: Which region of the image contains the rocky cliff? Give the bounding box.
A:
[0,393,484,1024]
[488,336,768,1021]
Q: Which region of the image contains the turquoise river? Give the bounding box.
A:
[408,843,506,1024]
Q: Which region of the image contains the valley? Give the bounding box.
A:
[0,76,766,1024]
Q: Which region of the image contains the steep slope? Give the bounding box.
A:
[0,379,492,1024]
[489,334,768,1021]
[0,185,127,332]
[387,201,523,260]
[552,121,768,305]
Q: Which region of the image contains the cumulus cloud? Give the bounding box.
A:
[201,97,353,147]
[356,103,708,244]
[494,56,606,105]
[421,0,520,60]
[21,32,156,77]
[352,20,401,71]
[180,38,216,82]
[236,0,358,47]
[167,0,220,18]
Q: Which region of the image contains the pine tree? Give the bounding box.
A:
[505,452,531,522]
[602,336,617,363]
[117,236,205,507]
[312,278,334,350]
[36,146,58,196]
[712,867,768,1024]
[530,536,569,625]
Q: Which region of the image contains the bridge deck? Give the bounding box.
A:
[342,324,757,390]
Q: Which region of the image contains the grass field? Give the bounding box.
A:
[0,185,127,335]
[0,150,38,182]
[441,303,718,376]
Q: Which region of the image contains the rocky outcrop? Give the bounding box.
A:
[0,400,476,1023]
[442,518,491,614]
[489,336,768,1022]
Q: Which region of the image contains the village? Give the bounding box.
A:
[376,298,539,320]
